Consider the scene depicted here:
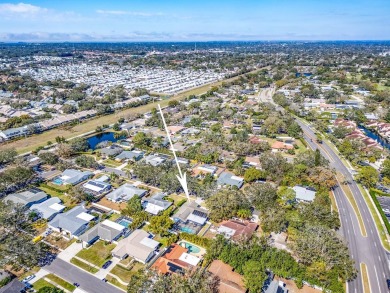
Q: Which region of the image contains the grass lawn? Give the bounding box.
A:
[46,274,76,292]
[70,257,99,273]
[167,193,187,206]
[106,276,128,290]
[109,213,121,221]
[103,159,123,167]
[1,66,268,155]
[39,185,76,208]
[110,265,134,283]
[33,278,55,291]
[76,241,116,267]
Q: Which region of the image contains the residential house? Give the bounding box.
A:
[99,145,124,158]
[217,172,244,189]
[193,164,219,177]
[116,150,144,162]
[244,156,260,168]
[217,220,258,241]
[29,197,66,220]
[106,183,148,203]
[0,279,27,293]
[173,201,208,234]
[142,193,173,215]
[112,229,159,263]
[83,179,112,195]
[271,141,294,152]
[292,185,316,202]
[264,280,288,293]
[55,169,93,185]
[80,219,126,246]
[48,205,95,238]
[208,260,246,293]
[152,243,201,275]
[144,154,168,166]
[3,188,48,208]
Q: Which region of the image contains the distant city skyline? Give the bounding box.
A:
[0,0,389,42]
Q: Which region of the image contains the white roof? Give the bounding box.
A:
[49,202,66,211]
[217,226,235,237]
[76,212,95,222]
[83,182,104,192]
[140,237,159,249]
[102,219,125,231]
[231,176,244,181]
[179,252,201,266]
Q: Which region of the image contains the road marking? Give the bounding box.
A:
[379,255,382,262]
[375,242,377,247]
[374,265,382,293]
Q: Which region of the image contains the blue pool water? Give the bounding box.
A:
[359,126,390,150]
[180,227,196,234]
[87,132,124,150]
[52,178,63,185]
[118,219,132,228]
[180,241,201,253]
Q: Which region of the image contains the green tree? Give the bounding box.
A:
[39,152,59,165]
[123,196,143,216]
[0,148,17,164]
[243,260,268,293]
[287,122,302,138]
[244,168,265,183]
[148,209,174,236]
[357,166,379,188]
[113,123,120,131]
[244,183,277,213]
[205,190,250,222]
[132,132,151,148]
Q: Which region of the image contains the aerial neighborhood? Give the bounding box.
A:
[0,41,390,293]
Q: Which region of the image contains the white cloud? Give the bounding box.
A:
[96,9,164,17]
[0,2,47,14]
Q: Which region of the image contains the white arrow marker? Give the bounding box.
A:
[158,104,190,200]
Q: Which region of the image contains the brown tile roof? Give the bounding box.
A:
[208,260,246,293]
[219,220,258,241]
[151,244,190,275]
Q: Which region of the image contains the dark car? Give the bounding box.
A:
[102,260,112,269]
[387,279,390,289]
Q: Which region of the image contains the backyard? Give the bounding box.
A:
[110,261,144,283]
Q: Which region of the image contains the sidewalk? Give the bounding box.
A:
[29,268,50,284]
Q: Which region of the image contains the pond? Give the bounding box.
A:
[358,126,390,150]
[87,132,124,150]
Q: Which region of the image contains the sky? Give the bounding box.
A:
[0,0,389,42]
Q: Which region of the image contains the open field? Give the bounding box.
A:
[0,67,267,154]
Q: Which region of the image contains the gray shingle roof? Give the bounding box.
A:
[217,172,244,188]
[49,205,93,235]
[106,183,147,202]
[3,188,48,207]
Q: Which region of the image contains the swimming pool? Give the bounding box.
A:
[180,226,196,234]
[118,219,132,228]
[52,178,63,185]
[179,241,201,254]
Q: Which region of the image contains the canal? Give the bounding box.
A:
[358,126,390,150]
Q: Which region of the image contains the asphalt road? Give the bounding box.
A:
[45,258,124,293]
[297,119,390,293]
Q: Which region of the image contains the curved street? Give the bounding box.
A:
[297,119,390,293]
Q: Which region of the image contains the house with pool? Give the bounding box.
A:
[151,243,201,275]
[53,169,93,186]
[172,201,208,234]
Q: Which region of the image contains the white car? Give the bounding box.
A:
[22,274,35,283]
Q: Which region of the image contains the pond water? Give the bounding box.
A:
[87,132,122,149]
[358,126,390,150]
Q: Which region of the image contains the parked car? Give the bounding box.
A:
[387,279,390,289]
[22,274,36,283]
[102,260,112,269]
